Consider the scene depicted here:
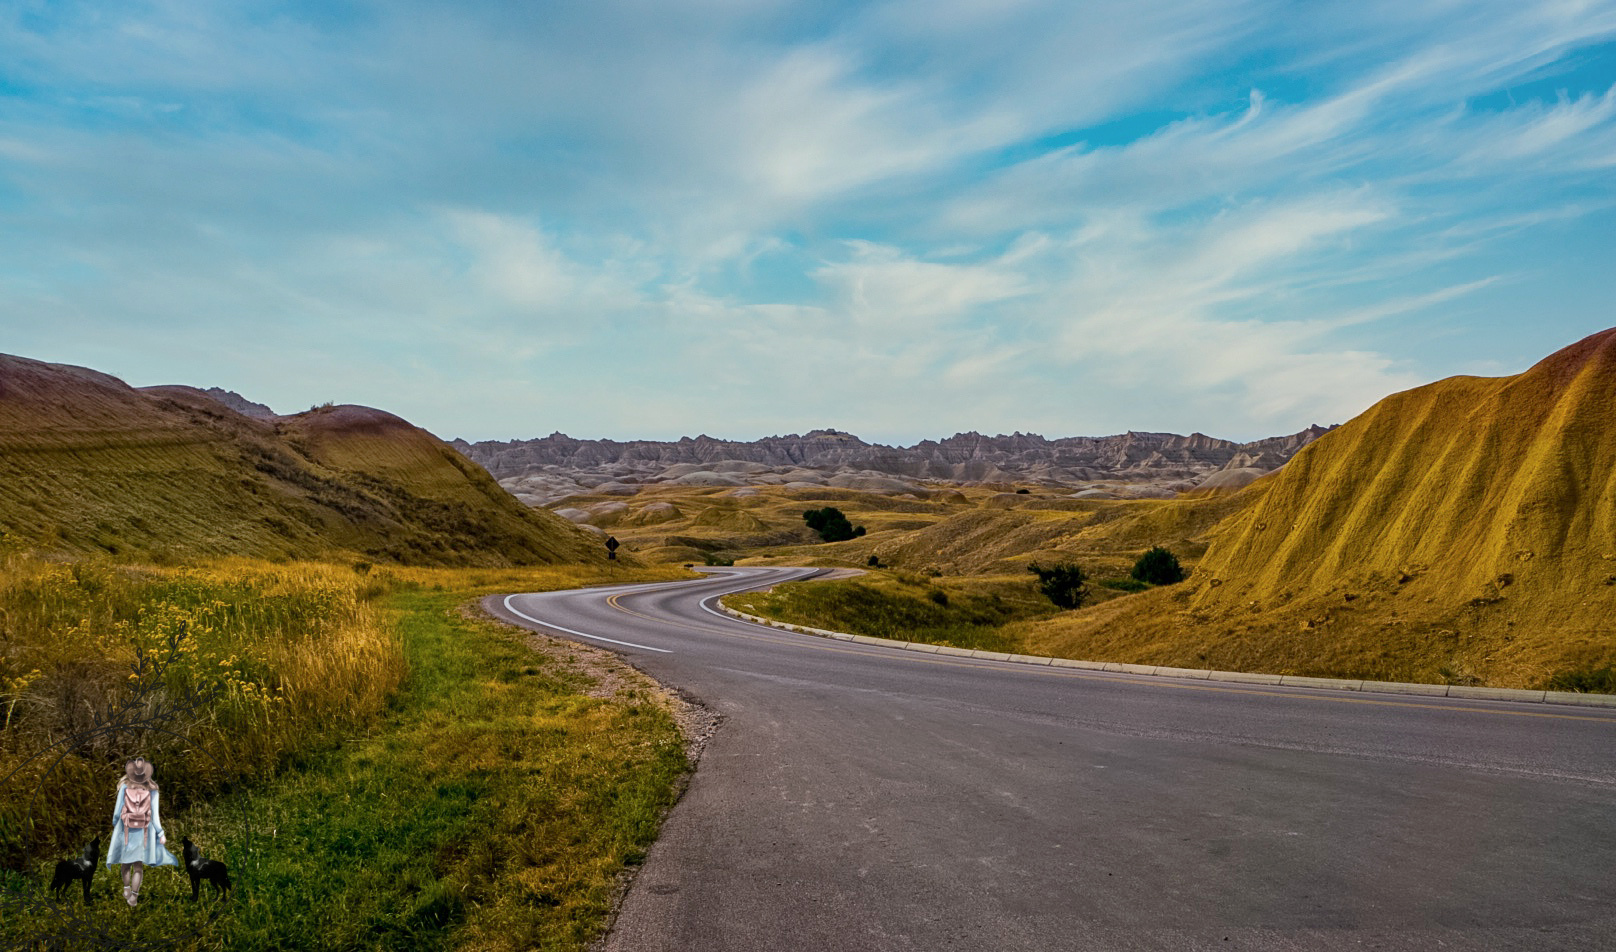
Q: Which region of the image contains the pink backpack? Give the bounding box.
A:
[121,786,151,830]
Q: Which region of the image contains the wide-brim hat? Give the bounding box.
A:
[125,758,153,785]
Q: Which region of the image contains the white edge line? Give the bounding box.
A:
[698,567,822,625]
[502,594,674,653]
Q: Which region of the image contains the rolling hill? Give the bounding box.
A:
[0,354,607,566]
[1018,327,1616,689]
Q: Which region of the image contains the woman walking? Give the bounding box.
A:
[105,757,177,907]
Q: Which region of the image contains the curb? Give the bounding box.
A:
[716,604,1616,710]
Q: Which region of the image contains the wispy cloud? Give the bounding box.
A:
[0,0,1613,442]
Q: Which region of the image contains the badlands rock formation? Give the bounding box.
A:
[453,426,1332,505]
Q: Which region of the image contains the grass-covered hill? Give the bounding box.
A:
[0,354,607,566]
[543,474,1253,590]
[1018,327,1616,689]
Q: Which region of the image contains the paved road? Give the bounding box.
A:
[484,567,1616,951]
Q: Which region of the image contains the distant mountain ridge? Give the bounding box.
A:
[452,425,1333,504]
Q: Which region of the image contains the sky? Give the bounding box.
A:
[2,1,1614,445]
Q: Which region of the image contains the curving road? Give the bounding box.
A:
[485,567,1616,952]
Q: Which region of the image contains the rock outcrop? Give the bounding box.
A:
[454,426,1332,505]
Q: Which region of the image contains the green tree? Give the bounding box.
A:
[803,507,865,543]
[1028,562,1088,609]
[1131,546,1186,585]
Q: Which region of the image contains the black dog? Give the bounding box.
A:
[181,837,230,901]
[49,837,99,903]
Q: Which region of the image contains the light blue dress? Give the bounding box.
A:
[105,783,179,868]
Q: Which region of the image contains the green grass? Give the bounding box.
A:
[3,587,688,951]
[1099,577,1150,593]
[0,557,407,869]
[1545,665,1616,694]
[725,574,1055,653]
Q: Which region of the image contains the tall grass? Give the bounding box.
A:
[0,555,407,868]
[0,555,692,951]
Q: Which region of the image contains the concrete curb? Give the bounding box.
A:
[717,604,1616,710]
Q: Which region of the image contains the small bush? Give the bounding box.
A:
[1028,562,1088,610]
[803,508,865,543]
[1131,546,1186,585]
[1546,665,1616,694]
[1101,577,1150,593]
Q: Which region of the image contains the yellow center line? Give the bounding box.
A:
[600,593,1616,725]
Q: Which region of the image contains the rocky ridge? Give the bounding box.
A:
[452,425,1333,506]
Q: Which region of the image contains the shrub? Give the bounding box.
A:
[1131,546,1186,585]
[803,508,865,543]
[1546,665,1616,694]
[1101,577,1150,593]
[1028,562,1088,610]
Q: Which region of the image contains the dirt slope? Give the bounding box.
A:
[0,354,606,566]
[1020,328,1616,688]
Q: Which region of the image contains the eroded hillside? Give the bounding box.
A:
[0,355,606,566]
[1017,328,1616,689]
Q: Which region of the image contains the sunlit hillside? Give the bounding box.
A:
[541,478,1253,583]
[0,355,607,566]
[1018,328,1616,689]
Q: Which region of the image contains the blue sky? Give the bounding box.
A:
[2,0,1613,443]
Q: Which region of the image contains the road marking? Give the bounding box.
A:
[697,568,820,625]
[603,569,819,634]
[586,575,1616,726]
[501,594,673,653]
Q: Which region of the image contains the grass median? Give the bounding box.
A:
[723,571,1056,653]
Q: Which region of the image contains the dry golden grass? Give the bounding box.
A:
[549,482,1235,576]
[0,555,406,864]
[1020,328,1616,689]
[0,357,606,567]
[0,553,695,870]
[0,552,695,951]
[549,484,961,565]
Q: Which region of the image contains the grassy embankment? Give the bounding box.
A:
[0,554,693,951]
[724,571,1058,653]
[714,488,1251,654]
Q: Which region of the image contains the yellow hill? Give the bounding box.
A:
[1020,328,1616,689]
[0,355,606,566]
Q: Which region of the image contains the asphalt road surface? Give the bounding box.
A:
[484,567,1616,952]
